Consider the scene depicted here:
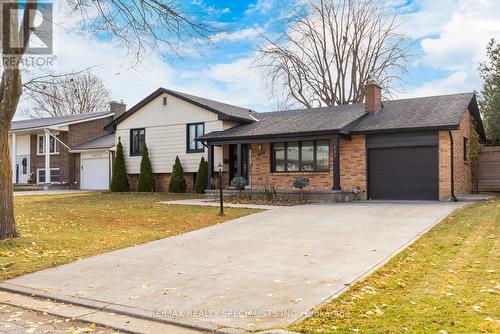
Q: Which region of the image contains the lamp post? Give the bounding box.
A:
[218,162,224,216]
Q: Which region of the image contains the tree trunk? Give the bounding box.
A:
[0,126,18,239]
[0,68,23,240]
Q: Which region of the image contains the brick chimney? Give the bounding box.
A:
[364,78,382,112]
[109,100,127,119]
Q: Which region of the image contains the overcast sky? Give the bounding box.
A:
[20,0,500,116]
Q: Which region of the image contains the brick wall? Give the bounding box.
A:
[30,132,72,184]
[128,173,196,192]
[340,135,367,198]
[439,110,472,199]
[67,116,113,147]
[249,143,334,190]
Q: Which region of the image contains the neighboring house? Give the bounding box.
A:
[104,88,256,191]
[9,101,125,189]
[105,81,486,201]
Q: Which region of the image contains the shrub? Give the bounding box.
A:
[194,157,208,193]
[230,176,247,190]
[293,177,310,189]
[293,177,309,202]
[137,143,154,192]
[110,140,129,192]
[168,156,187,193]
[264,185,278,202]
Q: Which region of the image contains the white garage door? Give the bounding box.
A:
[81,154,110,190]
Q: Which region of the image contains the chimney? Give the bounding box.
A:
[109,100,127,119]
[364,78,382,112]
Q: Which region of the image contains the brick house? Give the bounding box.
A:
[9,102,125,189]
[105,81,485,200]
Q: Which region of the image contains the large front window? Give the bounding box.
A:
[271,140,329,172]
[187,123,204,153]
[130,128,145,156]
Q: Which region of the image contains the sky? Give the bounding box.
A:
[19,0,500,116]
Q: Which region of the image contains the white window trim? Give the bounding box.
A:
[36,168,61,184]
[37,135,60,156]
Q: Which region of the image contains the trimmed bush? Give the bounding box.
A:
[110,140,129,192]
[168,156,187,193]
[137,143,154,192]
[230,176,247,190]
[194,157,208,193]
[293,177,310,189]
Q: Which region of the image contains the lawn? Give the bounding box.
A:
[0,192,259,280]
[290,197,500,334]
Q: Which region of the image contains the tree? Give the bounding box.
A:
[0,0,211,239]
[194,157,208,193]
[110,140,129,192]
[479,39,500,144]
[168,156,187,193]
[137,144,154,192]
[24,72,111,118]
[256,0,408,108]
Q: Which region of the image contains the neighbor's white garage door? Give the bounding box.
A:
[81,151,110,190]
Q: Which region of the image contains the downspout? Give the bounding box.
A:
[448,131,457,202]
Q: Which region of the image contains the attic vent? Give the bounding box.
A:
[162,96,167,106]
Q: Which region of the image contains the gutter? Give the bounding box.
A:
[448,130,457,202]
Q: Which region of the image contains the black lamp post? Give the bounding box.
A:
[218,162,224,216]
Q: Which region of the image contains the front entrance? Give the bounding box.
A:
[16,155,30,184]
[229,144,249,182]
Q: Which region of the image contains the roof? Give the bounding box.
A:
[11,112,113,131]
[200,104,366,140]
[201,92,486,141]
[105,88,258,130]
[71,133,115,151]
[352,93,476,133]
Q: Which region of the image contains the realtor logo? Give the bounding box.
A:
[2,1,53,55]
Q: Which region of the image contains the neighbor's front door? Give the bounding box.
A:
[16,155,30,184]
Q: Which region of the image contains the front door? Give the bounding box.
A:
[16,155,30,184]
[229,144,249,182]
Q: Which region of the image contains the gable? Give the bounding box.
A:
[116,93,219,130]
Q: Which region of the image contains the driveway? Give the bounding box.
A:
[0,202,464,332]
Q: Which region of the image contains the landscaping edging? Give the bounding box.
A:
[205,189,357,202]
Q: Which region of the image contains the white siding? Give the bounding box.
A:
[116,93,232,174]
[16,135,30,155]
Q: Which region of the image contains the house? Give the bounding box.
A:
[104,88,256,191]
[105,80,486,201]
[9,101,126,189]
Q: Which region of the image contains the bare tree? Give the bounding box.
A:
[0,0,213,239]
[24,72,111,118]
[256,0,409,108]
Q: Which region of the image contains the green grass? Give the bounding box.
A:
[290,197,500,334]
[0,192,260,280]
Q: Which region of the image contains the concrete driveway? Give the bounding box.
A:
[0,202,464,332]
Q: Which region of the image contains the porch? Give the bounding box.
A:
[204,134,359,201]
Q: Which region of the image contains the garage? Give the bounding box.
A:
[367,132,439,200]
[80,151,110,190]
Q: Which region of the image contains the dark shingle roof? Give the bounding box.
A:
[105,88,257,130]
[352,93,475,133]
[12,112,112,131]
[200,92,481,141]
[200,104,366,140]
[71,133,115,151]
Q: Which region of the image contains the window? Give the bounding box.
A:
[37,135,59,154]
[130,128,145,156]
[37,168,60,183]
[187,123,204,153]
[162,96,167,106]
[464,137,468,161]
[271,140,330,172]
